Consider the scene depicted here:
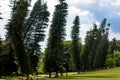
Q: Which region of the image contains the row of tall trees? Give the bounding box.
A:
[43,17,112,77]
[82,18,110,71]
[0,0,120,79]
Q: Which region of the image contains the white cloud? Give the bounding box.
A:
[68,6,95,24]
[80,24,92,43]
[117,13,120,16]
[99,0,111,7]
[66,5,97,43]
[68,6,91,16]
[112,0,120,6]
[109,30,120,41]
[0,0,11,39]
[99,0,120,9]
[67,0,95,5]
[47,0,58,13]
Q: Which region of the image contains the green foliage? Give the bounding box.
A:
[114,51,120,66]
[24,0,49,73]
[106,50,120,68]
[37,52,45,74]
[44,0,68,77]
[7,0,31,75]
[82,18,109,71]
[106,55,116,68]
[71,16,81,73]
[63,41,72,72]
[108,38,117,55]
[0,42,18,77]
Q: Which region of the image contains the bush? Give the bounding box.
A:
[106,55,116,68]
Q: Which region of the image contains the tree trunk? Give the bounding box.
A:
[49,72,51,78]
[55,71,59,77]
[26,74,29,80]
[66,72,68,76]
[60,72,63,76]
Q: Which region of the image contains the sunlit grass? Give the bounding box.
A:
[1,67,120,80]
[39,67,120,80]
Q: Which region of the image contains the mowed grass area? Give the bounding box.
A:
[39,67,120,80]
[0,67,120,80]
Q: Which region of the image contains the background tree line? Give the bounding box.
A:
[0,0,120,79]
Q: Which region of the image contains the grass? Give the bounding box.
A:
[1,67,120,80]
[39,67,120,80]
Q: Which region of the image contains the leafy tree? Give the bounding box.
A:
[106,55,116,68]
[44,0,68,77]
[106,50,120,68]
[71,16,81,73]
[24,0,49,73]
[7,0,31,77]
[114,51,120,67]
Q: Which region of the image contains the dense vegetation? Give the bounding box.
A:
[0,0,120,79]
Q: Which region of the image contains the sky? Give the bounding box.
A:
[0,0,120,48]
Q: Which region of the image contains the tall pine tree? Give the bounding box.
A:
[93,19,110,69]
[44,0,68,77]
[82,18,110,71]
[71,16,81,73]
[82,30,95,71]
[7,0,31,77]
[24,0,49,73]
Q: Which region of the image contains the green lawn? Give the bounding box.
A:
[1,67,120,80]
[39,67,120,80]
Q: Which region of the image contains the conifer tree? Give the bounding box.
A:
[82,30,95,71]
[44,0,68,77]
[88,24,98,70]
[93,18,109,69]
[7,0,31,77]
[82,18,110,71]
[108,38,116,55]
[71,16,81,73]
[24,0,49,72]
